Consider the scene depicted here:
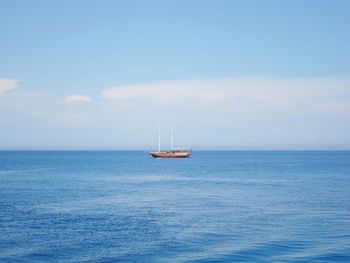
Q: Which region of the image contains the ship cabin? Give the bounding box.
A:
[169,147,192,153]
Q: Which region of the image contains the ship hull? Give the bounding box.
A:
[150,152,190,158]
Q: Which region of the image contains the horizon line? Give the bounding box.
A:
[0,148,350,152]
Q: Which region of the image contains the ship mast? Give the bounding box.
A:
[171,126,174,149]
[158,124,161,153]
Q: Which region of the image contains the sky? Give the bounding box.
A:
[0,0,350,150]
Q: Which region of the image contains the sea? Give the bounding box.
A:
[0,151,349,262]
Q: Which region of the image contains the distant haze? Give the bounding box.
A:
[1,1,350,150]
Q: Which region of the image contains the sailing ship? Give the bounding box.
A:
[150,125,191,158]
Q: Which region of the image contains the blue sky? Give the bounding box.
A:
[0,0,350,149]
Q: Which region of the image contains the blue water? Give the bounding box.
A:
[0,151,350,262]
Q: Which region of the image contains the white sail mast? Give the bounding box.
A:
[158,124,161,152]
[171,126,174,149]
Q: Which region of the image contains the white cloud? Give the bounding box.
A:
[1,76,349,149]
[101,76,350,109]
[96,76,350,149]
[64,95,92,104]
[0,79,18,95]
[102,80,226,104]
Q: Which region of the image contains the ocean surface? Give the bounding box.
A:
[0,151,350,262]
